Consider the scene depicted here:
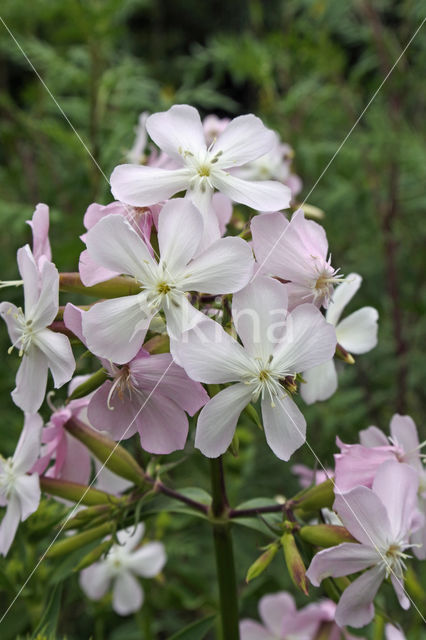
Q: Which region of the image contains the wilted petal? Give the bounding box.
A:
[335,565,385,628]
[306,543,379,586]
[213,172,291,211]
[146,104,206,161]
[336,307,378,354]
[131,541,166,577]
[111,164,191,207]
[261,394,306,461]
[195,383,253,457]
[326,273,362,326]
[300,360,337,405]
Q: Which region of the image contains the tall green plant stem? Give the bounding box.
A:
[210,457,240,640]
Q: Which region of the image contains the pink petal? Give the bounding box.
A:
[333,487,390,548]
[239,620,275,640]
[259,592,295,635]
[110,164,191,208]
[87,382,140,441]
[137,392,189,454]
[27,203,51,263]
[335,565,385,628]
[306,543,379,586]
[334,444,397,493]
[79,249,119,287]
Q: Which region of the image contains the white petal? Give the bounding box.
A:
[14,474,40,521]
[146,104,206,161]
[212,172,291,211]
[261,394,306,460]
[0,495,21,556]
[259,592,295,635]
[0,302,21,346]
[183,236,254,294]
[336,307,378,354]
[13,413,43,473]
[158,199,203,272]
[300,360,338,405]
[131,542,166,577]
[306,543,379,586]
[116,524,145,551]
[79,563,111,600]
[333,487,391,548]
[112,572,143,615]
[232,277,288,359]
[163,294,202,340]
[195,383,253,457]
[82,293,153,364]
[85,214,156,282]
[212,192,233,236]
[213,114,276,166]
[110,164,191,207]
[35,329,75,388]
[326,273,362,326]
[31,259,59,328]
[272,304,337,374]
[17,245,39,315]
[335,565,385,628]
[174,318,253,383]
[12,347,49,413]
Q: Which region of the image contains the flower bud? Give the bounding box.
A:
[64,417,145,486]
[246,541,280,583]
[292,478,334,512]
[67,368,109,401]
[299,524,356,548]
[40,477,122,506]
[59,272,140,298]
[73,539,113,572]
[61,504,114,531]
[281,525,309,595]
[335,343,355,364]
[47,522,114,557]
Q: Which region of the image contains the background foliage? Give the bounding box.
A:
[0,0,425,638]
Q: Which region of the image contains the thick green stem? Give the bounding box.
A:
[210,458,240,640]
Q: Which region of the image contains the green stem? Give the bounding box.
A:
[210,458,240,640]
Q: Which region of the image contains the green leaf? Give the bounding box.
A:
[31,583,63,639]
[168,614,216,640]
[232,498,282,536]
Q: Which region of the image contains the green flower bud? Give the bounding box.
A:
[246,541,280,583]
[299,524,356,547]
[281,527,309,595]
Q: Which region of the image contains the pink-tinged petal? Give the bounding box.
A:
[82,293,152,364]
[83,201,126,230]
[372,461,419,540]
[335,565,385,628]
[131,541,166,577]
[111,164,191,207]
[183,236,254,294]
[14,474,40,521]
[239,620,275,640]
[12,347,49,413]
[0,495,21,556]
[259,592,295,635]
[300,360,338,405]
[112,571,143,616]
[0,302,21,345]
[79,249,119,287]
[212,172,291,211]
[35,329,75,388]
[79,563,111,600]
[174,318,253,383]
[27,203,51,263]
[63,303,85,344]
[359,426,389,448]
[272,304,337,374]
[385,624,406,640]
[13,413,43,474]
[389,415,422,470]
[261,394,306,461]
[326,273,362,327]
[87,382,140,441]
[251,212,289,275]
[17,245,40,314]
[146,104,206,161]
[214,114,276,166]
[334,444,397,493]
[60,433,91,485]
[306,543,379,586]
[336,307,378,354]
[212,192,233,236]
[138,392,189,454]
[333,487,390,548]
[391,574,410,610]
[31,259,60,328]
[130,353,208,415]
[232,277,288,360]
[85,214,155,282]
[195,383,253,457]
[158,199,203,271]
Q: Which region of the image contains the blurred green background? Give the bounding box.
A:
[0,0,425,638]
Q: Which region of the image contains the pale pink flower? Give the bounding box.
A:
[0,414,42,556]
[79,523,166,616]
[202,114,230,146]
[306,461,423,628]
[81,198,254,363]
[26,203,52,265]
[300,273,378,404]
[174,277,336,460]
[239,592,352,640]
[291,464,331,489]
[110,104,291,220]
[0,246,75,412]
[251,210,342,309]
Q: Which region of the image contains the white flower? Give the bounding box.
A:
[300,273,378,404]
[79,523,166,616]
[0,414,42,556]
[0,246,75,412]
